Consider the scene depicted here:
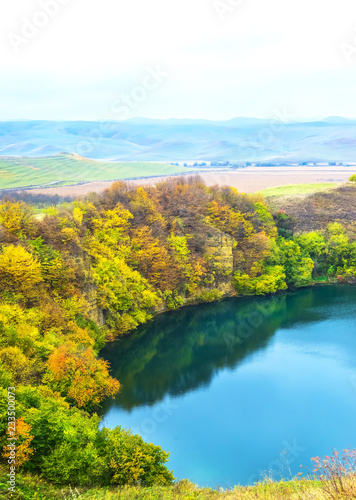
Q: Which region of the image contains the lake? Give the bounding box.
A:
[100,285,356,488]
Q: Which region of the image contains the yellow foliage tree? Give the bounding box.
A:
[129,187,165,225]
[0,245,43,299]
[0,202,35,238]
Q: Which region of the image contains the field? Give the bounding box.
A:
[257,182,339,198]
[0,154,189,189]
[19,165,355,197]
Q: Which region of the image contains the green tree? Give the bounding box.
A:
[100,426,175,486]
[279,239,314,287]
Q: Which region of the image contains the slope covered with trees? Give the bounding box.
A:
[1,176,356,489]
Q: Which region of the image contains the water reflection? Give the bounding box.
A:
[101,285,356,488]
[101,286,338,411]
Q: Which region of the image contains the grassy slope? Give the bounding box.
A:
[0,466,335,500]
[0,154,190,189]
[261,183,356,232]
[257,183,339,198]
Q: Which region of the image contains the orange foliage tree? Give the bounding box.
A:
[45,343,120,410]
[3,418,35,468]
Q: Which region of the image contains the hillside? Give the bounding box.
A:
[0,153,190,189]
[265,183,356,232]
[1,118,356,162]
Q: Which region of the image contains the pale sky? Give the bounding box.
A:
[1,0,356,121]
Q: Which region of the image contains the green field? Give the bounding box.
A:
[257,183,339,198]
[0,154,190,189]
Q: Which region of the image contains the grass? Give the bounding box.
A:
[257,183,339,198]
[2,467,356,500]
[77,480,326,500]
[0,154,191,190]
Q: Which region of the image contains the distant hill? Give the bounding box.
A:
[0,118,355,162]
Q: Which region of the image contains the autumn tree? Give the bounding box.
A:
[94,255,160,334]
[44,343,120,410]
[129,227,178,290]
[206,200,254,242]
[0,245,43,301]
[129,187,165,226]
[3,417,34,467]
[0,201,35,239]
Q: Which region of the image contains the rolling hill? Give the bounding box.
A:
[0,154,190,190]
[0,118,356,162]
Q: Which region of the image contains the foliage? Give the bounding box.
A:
[44,343,120,410]
[93,256,160,334]
[163,290,185,310]
[100,427,174,486]
[0,245,43,301]
[311,449,356,499]
[2,417,34,468]
[1,178,356,490]
[0,202,35,239]
[278,239,314,288]
[129,227,174,290]
[273,211,296,240]
[196,289,223,303]
[234,265,287,296]
[2,465,353,499]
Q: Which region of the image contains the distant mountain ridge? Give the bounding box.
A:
[0,118,355,162]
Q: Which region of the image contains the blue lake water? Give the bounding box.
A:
[101,286,356,488]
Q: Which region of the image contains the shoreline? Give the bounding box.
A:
[106,279,354,343]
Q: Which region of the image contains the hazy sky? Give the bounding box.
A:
[1,0,356,121]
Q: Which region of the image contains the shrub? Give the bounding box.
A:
[196,289,223,303]
[100,426,175,486]
[311,449,356,499]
